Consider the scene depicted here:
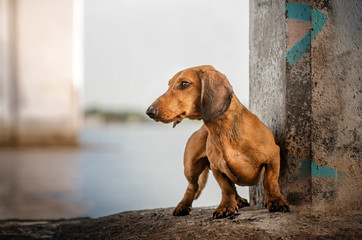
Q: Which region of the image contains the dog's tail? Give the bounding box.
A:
[194,166,209,200]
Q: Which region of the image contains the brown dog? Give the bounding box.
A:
[146,65,289,218]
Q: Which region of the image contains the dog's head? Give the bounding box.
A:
[146,65,234,127]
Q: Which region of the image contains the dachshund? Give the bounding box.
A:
[146,65,289,218]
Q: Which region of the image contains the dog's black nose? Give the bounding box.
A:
[146,106,158,119]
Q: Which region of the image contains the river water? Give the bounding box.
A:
[0,122,248,219]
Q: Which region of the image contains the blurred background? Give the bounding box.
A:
[0,0,249,219]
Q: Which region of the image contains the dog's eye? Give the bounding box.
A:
[179,81,191,90]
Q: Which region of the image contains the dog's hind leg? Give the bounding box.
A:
[173,126,209,216]
[263,148,289,212]
[235,190,250,208]
[194,166,209,200]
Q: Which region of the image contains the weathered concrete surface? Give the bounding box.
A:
[310,0,362,212]
[249,0,361,211]
[0,207,361,239]
[283,0,314,206]
[249,0,313,207]
[249,0,288,207]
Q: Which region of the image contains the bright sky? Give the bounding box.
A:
[84,0,249,112]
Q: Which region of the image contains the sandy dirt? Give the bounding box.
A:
[0,206,361,239]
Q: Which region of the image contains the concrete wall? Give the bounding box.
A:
[249,0,289,207]
[249,0,361,212]
[0,0,82,145]
[310,0,361,211]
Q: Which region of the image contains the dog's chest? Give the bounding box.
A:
[206,136,263,186]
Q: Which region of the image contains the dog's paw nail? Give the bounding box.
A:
[213,213,221,219]
[284,206,290,212]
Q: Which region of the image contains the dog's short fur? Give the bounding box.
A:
[146,66,289,218]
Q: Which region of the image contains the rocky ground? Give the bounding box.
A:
[0,206,361,239]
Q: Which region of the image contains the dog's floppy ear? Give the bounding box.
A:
[199,70,234,122]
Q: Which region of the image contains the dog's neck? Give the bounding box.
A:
[203,95,246,141]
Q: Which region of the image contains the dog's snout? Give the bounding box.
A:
[146,106,158,119]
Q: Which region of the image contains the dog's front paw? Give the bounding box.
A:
[266,197,289,212]
[212,202,238,219]
[173,203,191,216]
[236,196,250,208]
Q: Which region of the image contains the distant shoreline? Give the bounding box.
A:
[84,108,150,124]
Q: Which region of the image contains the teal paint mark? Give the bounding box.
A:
[311,161,335,178]
[297,159,311,181]
[311,162,345,181]
[286,32,311,65]
[311,8,327,39]
[287,156,310,181]
[286,3,311,22]
[288,157,345,182]
[286,3,327,65]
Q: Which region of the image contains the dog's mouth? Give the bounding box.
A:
[172,112,186,128]
[153,112,187,127]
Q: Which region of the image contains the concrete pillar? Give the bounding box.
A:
[0,0,17,143]
[249,0,361,212]
[0,0,83,145]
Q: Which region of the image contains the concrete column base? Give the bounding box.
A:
[249,0,361,212]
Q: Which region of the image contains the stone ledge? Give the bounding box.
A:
[0,206,361,239]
